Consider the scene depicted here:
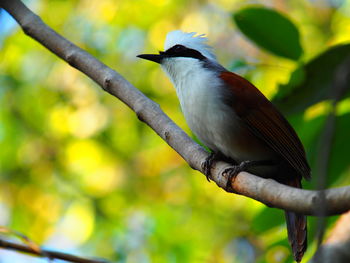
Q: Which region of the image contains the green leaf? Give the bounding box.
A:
[233,6,303,60]
[273,44,350,115]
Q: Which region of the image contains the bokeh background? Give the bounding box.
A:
[1,0,350,262]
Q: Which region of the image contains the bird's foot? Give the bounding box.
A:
[202,152,222,182]
[223,160,276,191]
[224,160,265,192]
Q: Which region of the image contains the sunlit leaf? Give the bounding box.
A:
[233,7,303,60]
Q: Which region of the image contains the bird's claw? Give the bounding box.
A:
[223,161,251,192]
[202,152,217,182]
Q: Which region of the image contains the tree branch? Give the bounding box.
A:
[0,238,108,263]
[1,0,350,216]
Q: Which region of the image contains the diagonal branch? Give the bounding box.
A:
[1,0,350,216]
[0,238,108,263]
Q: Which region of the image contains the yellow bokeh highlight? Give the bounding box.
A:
[100,1,118,22]
[65,139,105,171]
[78,0,118,23]
[330,3,350,45]
[147,0,170,7]
[304,101,332,121]
[68,103,109,138]
[49,103,108,139]
[253,60,296,99]
[1,44,22,71]
[49,105,72,137]
[65,140,124,196]
[336,98,350,115]
[84,165,124,196]
[150,19,176,49]
[181,12,209,35]
[59,201,95,245]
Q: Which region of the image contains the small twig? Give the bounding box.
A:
[0,239,108,263]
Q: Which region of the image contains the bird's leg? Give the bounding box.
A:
[224,160,276,192]
[202,151,227,182]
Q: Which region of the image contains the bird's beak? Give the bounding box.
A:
[137,51,165,64]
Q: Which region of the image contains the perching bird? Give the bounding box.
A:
[138,30,310,262]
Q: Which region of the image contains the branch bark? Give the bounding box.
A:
[0,238,108,263]
[1,0,350,216]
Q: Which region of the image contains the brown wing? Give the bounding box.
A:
[220,71,310,180]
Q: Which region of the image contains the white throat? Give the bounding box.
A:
[162,57,213,89]
[161,57,227,151]
[161,57,221,114]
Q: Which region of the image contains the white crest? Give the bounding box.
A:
[164,30,216,61]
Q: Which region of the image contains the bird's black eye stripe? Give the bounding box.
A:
[166,45,188,55]
[172,44,186,52]
[164,44,206,60]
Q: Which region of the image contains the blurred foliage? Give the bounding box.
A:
[273,44,350,114]
[1,0,350,263]
[233,7,303,60]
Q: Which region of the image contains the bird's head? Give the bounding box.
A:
[138,31,217,83]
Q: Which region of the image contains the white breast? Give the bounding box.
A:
[161,58,241,156]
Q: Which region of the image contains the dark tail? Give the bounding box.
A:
[284,178,307,262]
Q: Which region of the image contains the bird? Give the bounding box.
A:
[137,30,310,262]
